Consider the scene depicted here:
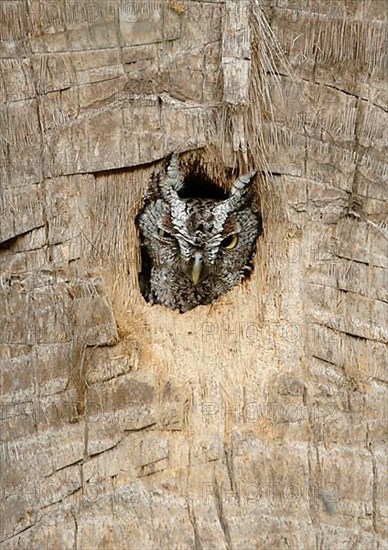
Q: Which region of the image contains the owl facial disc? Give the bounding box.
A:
[137,154,263,312]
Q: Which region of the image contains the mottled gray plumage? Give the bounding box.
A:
[138,154,262,312]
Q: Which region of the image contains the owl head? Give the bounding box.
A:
[138,154,262,312]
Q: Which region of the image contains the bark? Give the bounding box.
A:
[1,1,387,548]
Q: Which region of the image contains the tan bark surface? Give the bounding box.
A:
[1,1,387,548]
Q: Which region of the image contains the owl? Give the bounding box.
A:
[137,154,262,312]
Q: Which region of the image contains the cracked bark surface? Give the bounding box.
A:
[1,1,387,548]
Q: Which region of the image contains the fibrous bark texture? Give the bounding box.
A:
[1,1,387,548]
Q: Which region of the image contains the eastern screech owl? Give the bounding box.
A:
[138,154,262,312]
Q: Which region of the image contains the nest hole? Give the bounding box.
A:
[178,162,228,200]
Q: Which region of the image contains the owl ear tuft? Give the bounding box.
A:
[159,153,185,197]
[231,170,256,195]
[227,170,256,209]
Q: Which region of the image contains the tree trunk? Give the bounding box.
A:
[1,1,387,548]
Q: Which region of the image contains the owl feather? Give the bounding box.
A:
[138,154,262,312]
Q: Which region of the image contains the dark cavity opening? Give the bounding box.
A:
[178,163,228,200]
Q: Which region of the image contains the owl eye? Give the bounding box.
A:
[221,234,238,249]
[158,228,173,239]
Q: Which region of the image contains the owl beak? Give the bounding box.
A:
[191,253,204,285]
